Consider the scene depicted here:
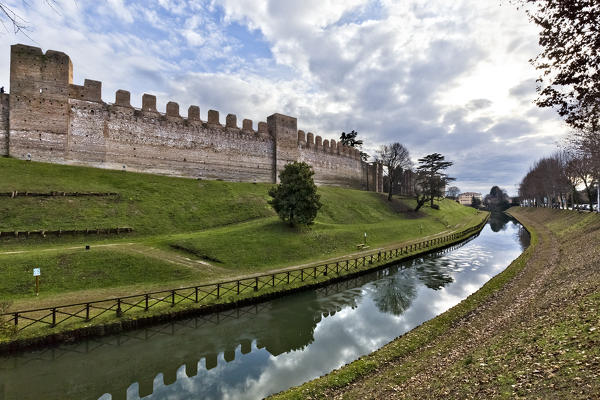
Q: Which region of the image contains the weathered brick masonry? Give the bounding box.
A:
[0,44,383,191]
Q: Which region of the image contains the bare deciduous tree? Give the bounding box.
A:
[513,0,600,132]
[0,1,58,36]
[377,142,412,201]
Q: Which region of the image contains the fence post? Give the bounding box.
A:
[378,251,381,261]
[346,260,349,271]
[14,312,18,326]
[272,274,275,287]
[301,269,304,282]
[370,255,373,264]
[51,308,57,326]
[313,266,317,279]
[254,277,259,291]
[217,284,220,299]
[195,287,199,303]
[363,256,366,266]
[146,294,150,310]
[336,262,339,275]
[324,264,328,276]
[85,303,90,320]
[237,281,240,295]
[171,290,175,306]
[116,300,121,317]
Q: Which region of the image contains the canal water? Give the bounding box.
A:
[0,213,529,400]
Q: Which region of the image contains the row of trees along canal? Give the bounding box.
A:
[516,0,600,211]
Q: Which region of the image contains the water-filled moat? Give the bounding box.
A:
[0,213,529,400]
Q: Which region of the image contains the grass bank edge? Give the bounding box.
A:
[0,212,489,352]
[269,208,536,400]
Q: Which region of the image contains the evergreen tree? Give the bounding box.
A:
[268,162,322,226]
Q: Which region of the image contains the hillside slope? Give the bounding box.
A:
[0,158,483,308]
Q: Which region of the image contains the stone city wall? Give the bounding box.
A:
[0,93,8,155]
[3,44,383,191]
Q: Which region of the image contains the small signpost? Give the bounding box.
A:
[33,268,41,296]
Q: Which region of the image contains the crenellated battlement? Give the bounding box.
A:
[5,44,382,192]
[296,128,360,161]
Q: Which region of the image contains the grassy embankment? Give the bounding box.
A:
[0,157,484,305]
[273,207,600,399]
[0,157,487,344]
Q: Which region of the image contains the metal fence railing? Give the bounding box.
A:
[1,216,489,334]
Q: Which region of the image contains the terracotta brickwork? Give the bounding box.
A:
[4,44,383,191]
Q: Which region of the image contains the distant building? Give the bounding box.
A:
[458,192,482,206]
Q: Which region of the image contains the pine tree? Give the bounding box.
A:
[268,162,322,226]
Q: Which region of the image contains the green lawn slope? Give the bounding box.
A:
[0,157,484,307]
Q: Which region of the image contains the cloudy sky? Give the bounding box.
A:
[0,0,568,195]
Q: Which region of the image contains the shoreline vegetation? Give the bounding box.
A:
[272,207,600,399]
[0,157,486,352]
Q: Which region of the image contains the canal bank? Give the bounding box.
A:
[0,212,523,400]
[274,208,600,399]
[0,212,489,354]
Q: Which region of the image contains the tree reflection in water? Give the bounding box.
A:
[372,271,417,315]
[489,212,512,232]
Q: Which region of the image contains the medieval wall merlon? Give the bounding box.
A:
[226,114,237,129]
[188,106,200,121]
[69,79,102,103]
[115,90,131,107]
[242,119,253,132]
[142,94,157,113]
[306,132,314,147]
[166,101,180,118]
